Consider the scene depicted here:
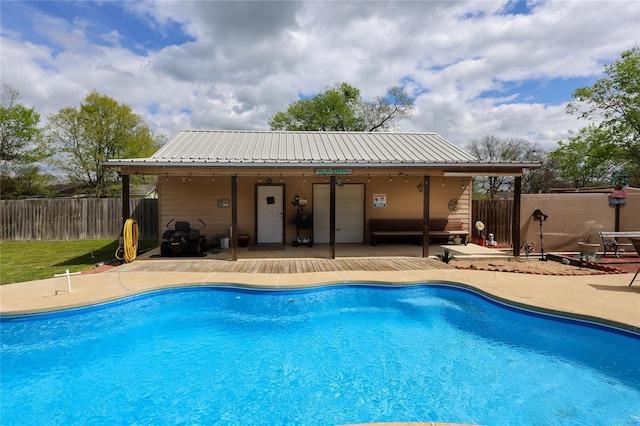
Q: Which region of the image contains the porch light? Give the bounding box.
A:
[389,175,392,182]
[182,176,186,184]
[258,174,261,183]
[416,183,423,193]
[166,174,169,181]
[211,173,215,182]
[302,174,305,182]
[367,174,370,182]
[442,178,445,186]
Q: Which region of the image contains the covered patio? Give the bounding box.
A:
[104,131,541,261]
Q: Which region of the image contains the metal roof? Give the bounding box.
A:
[104,130,540,169]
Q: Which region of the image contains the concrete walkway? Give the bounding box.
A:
[2,261,639,333]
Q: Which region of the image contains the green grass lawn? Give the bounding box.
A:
[0,239,158,285]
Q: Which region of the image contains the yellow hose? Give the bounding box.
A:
[118,218,139,263]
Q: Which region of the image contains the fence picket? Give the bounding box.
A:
[1,199,158,241]
[472,199,514,246]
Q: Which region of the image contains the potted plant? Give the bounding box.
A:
[578,220,602,259]
[238,234,250,247]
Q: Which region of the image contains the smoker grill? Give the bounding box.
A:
[293,213,313,247]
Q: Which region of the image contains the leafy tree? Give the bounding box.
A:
[269,82,413,132]
[562,46,640,186]
[0,85,51,198]
[466,135,547,199]
[47,92,162,197]
[549,125,619,188]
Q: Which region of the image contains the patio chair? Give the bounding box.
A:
[629,238,640,287]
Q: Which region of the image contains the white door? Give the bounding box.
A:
[313,184,364,243]
[257,185,284,243]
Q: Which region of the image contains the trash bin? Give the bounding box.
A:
[221,237,230,249]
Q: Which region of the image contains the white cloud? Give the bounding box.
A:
[1,0,638,153]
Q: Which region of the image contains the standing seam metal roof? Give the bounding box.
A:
[147,130,479,165]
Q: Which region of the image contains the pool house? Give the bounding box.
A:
[104,130,541,260]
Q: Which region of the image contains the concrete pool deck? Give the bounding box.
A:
[1,259,639,333]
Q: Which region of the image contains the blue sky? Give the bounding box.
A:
[2,1,638,151]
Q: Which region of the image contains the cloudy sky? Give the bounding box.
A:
[2,0,639,151]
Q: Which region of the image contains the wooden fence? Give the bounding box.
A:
[472,199,514,246]
[1,198,158,241]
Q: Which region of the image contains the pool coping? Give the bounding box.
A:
[2,268,639,333]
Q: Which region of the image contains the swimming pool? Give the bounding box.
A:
[1,284,639,425]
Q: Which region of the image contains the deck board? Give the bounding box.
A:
[113,257,452,274]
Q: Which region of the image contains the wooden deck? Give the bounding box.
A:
[112,257,453,274]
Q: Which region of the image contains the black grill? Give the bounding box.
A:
[295,214,313,227]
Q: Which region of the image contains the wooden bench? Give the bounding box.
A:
[599,231,640,258]
[369,218,468,246]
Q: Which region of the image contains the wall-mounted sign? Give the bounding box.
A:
[217,198,230,208]
[315,168,352,175]
[373,194,386,208]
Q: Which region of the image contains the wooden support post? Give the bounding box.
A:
[121,174,130,228]
[231,175,238,261]
[330,175,336,259]
[422,176,431,257]
[512,176,522,257]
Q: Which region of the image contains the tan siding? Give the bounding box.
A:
[159,177,231,242]
[157,174,478,245]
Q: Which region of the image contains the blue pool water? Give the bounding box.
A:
[1,285,639,425]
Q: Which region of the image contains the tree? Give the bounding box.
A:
[47,92,162,197]
[549,125,619,188]
[0,84,50,198]
[466,135,547,199]
[360,86,415,132]
[562,46,640,186]
[269,82,413,132]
